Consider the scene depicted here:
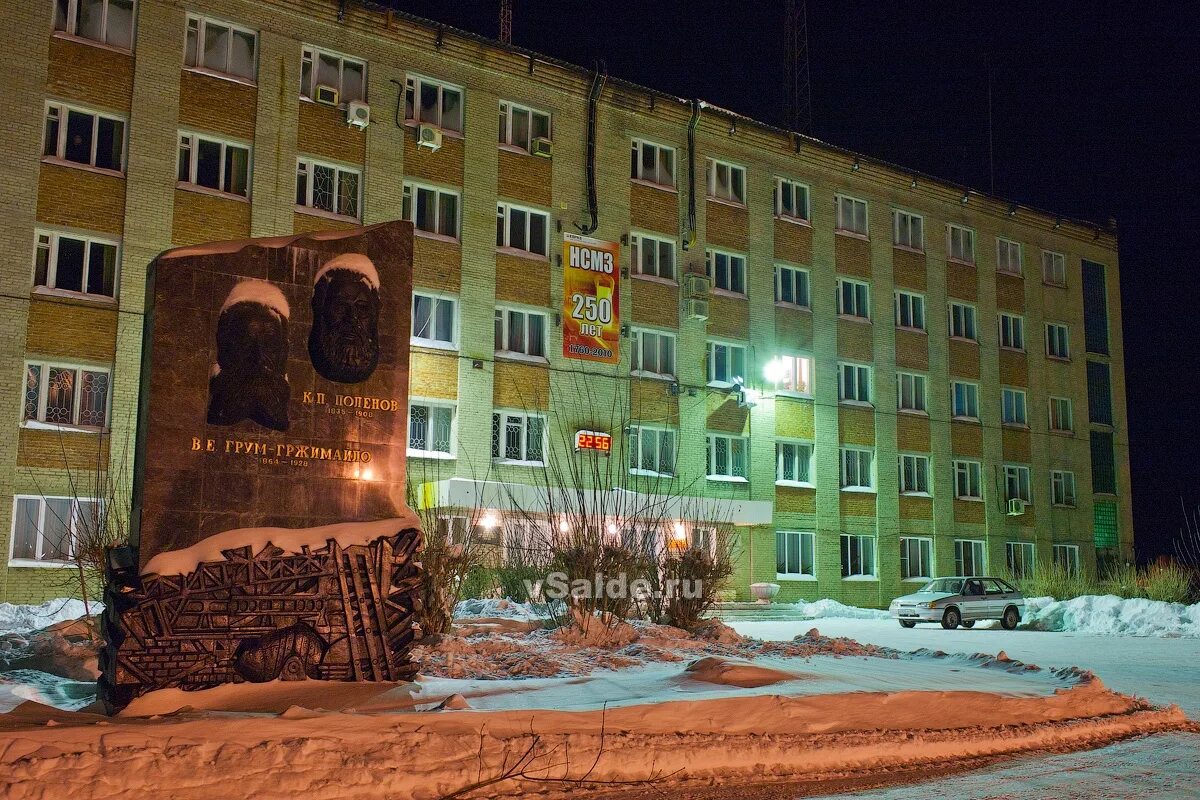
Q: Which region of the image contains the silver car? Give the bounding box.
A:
[889,576,1024,630]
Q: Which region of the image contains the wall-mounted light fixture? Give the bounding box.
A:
[960,192,970,205]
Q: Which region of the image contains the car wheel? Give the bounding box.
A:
[941,608,961,630]
[961,620,975,629]
[899,620,917,628]
[1001,606,1020,630]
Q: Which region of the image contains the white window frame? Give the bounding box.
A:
[54,0,135,50]
[836,194,868,235]
[774,177,810,222]
[410,290,458,350]
[1004,464,1033,504]
[22,360,112,431]
[840,446,875,491]
[1046,322,1071,360]
[951,380,980,421]
[43,101,126,173]
[705,248,747,295]
[184,13,257,82]
[898,453,931,495]
[300,44,366,105]
[837,362,872,405]
[295,157,360,220]
[177,131,251,198]
[33,228,121,300]
[895,290,926,331]
[774,264,811,308]
[772,354,813,397]
[8,495,101,566]
[491,409,546,465]
[997,238,1023,275]
[948,301,978,341]
[840,534,877,579]
[897,372,927,414]
[775,439,814,487]
[631,327,676,379]
[1048,396,1074,433]
[630,138,675,187]
[900,536,933,581]
[1006,541,1037,578]
[893,209,924,251]
[403,181,460,240]
[630,232,676,282]
[496,202,549,258]
[1002,387,1028,427]
[1053,544,1081,575]
[954,459,983,500]
[837,277,871,320]
[999,312,1025,351]
[947,223,976,264]
[494,305,548,361]
[706,157,746,205]
[776,530,816,579]
[628,425,677,477]
[498,100,551,152]
[405,74,464,132]
[706,340,747,388]
[954,539,987,576]
[1051,470,1077,507]
[706,433,749,481]
[407,399,456,459]
[1042,250,1067,287]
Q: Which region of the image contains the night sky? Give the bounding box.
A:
[393,1,1200,561]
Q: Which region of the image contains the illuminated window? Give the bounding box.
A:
[296,158,359,219]
[23,361,110,429]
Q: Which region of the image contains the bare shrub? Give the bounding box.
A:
[654,529,736,630]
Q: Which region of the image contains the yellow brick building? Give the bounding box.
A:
[0,0,1133,605]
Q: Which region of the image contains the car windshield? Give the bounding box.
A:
[920,578,964,594]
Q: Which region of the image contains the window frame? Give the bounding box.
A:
[997,237,1023,276]
[776,530,816,579]
[1006,541,1037,579]
[774,177,811,223]
[404,73,464,133]
[1001,386,1028,427]
[42,101,127,174]
[628,424,677,477]
[706,340,747,388]
[1053,544,1081,575]
[775,439,814,487]
[184,13,258,83]
[837,361,872,406]
[895,289,926,332]
[496,201,550,258]
[630,327,677,379]
[900,536,934,581]
[1051,469,1077,507]
[892,209,924,252]
[295,157,361,220]
[953,459,983,500]
[177,130,251,199]
[1048,396,1074,434]
[836,277,871,320]
[705,248,747,296]
[300,44,366,105]
[630,138,676,188]
[835,194,868,236]
[951,380,980,421]
[948,301,978,341]
[999,312,1025,351]
[491,409,547,466]
[839,446,875,491]
[1046,322,1071,360]
[1004,464,1033,504]
[8,495,102,566]
[954,538,987,576]
[898,453,931,496]
[947,223,977,264]
[498,100,551,152]
[705,157,746,205]
[407,398,457,459]
[840,533,877,579]
[1042,250,1067,287]
[402,181,460,241]
[494,305,548,361]
[897,371,928,414]
[33,228,121,301]
[774,264,811,308]
[706,432,749,482]
[53,0,135,50]
[630,231,677,282]
[410,290,458,350]
[22,359,112,431]
[772,353,813,397]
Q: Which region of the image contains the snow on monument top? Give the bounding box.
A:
[219,279,290,318]
[313,252,380,290]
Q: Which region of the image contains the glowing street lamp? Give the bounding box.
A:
[763,357,788,385]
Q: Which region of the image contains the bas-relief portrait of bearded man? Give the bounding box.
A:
[205,280,291,431]
[308,253,382,384]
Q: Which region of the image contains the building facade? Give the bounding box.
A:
[0,0,1133,605]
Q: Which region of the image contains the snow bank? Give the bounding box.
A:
[0,600,92,636]
[453,598,550,621]
[781,598,891,620]
[1021,594,1200,638]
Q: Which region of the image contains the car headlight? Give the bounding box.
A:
[921,601,938,609]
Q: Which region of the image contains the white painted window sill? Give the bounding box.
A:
[775,480,814,489]
[414,229,460,245]
[498,142,548,157]
[176,181,250,203]
[493,458,546,468]
[775,391,814,401]
[898,408,929,417]
[956,496,985,503]
[711,288,747,300]
[776,574,817,582]
[22,421,106,434]
[893,244,925,255]
[631,177,677,193]
[952,416,981,424]
[949,336,979,345]
[32,286,117,306]
[835,229,869,241]
[630,468,674,479]
[51,30,132,55]
[706,475,749,484]
[630,370,675,382]
[7,559,75,570]
[839,400,874,409]
[495,351,549,366]
[41,156,125,179]
[775,214,811,227]
[774,301,812,312]
[407,450,455,461]
[902,577,931,583]
[842,576,879,582]
[901,491,932,498]
[294,205,360,224]
[403,119,465,139]
[706,195,747,209]
[183,65,257,88]
[840,486,876,494]
[896,325,927,335]
[411,339,458,352]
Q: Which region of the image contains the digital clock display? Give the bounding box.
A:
[574,430,612,454]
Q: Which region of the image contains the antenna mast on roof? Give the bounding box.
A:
[499,0,512,44]
[785,0,813,135]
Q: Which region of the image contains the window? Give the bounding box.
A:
[54,0,134,49]
[772,354,813,396]
[838,362,872,404]
[491,411,545,464]
[897,372,927,413]
[1087,361,1114,426]
[629,426,676,476]
[898,454,931,495]
[952,381,980,420]
[1006,541,1036,578]
[999,313,1025,350]
[631,328,676,378]
[43,102,125,172]
[1046,323,1071,360]
[895,291,925,331]
[954,460,983,500]
[411,292,457,348]
[997,238,1022,275]
[403,182,459,239]
[775,178,810,222]
[33,230,118,299]
[705,249,746,294]
[300,46,365,104]
[776,441,813,485]
[893,210,924,250]
[948,302,977,340]
[408,401,454,457]
[1042,250,1067,286]
[706,158,746,204]
[23,362,110,429]
[900,537,933,580]
[295,158,359,219]
[496,202,549,257]
[1051,470,1077,507]
[837,278,870,319]
[494,307,547,358]
[954,539,986,576]
[631,233,676,281]
[1053,544,1081,576]
[707,341,746,386]
[1004,464,1032,503]
[1002,387,1027,426]
[707,434,748,480]
[947,224,976,263]
[185,14,256,80]
[1082,260,1110,355]
[177,132,249,197]
[836,195,868,235]
[498,101,550,151]
[10,496,101,564]
[1049,396,1074,433]
[405,74,463,132]
[840,534,876,578]
[775,265,810,307]
[840,447,874,490]
[630,139,675,187]
[776,531,815,578]
[504,520,552,565]
[1091,431,1117,494]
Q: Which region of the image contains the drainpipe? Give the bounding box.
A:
[576,63,607,235]
[682,99,702,251]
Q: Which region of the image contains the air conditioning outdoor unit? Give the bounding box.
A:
[530,136,553,158]
[683,272,711,297]
[685,297,710,321]
[346,100,371,129]
[418,123,443,151]
[314,84,339,106]
[1006,498,1026,516]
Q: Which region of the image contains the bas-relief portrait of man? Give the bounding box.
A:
[308,253,382,384]
[205,279,291,431]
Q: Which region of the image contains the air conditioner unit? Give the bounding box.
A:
[685,297,709,321]
[417,123,443,151]
[346,100,370,129]
[1006,498,1026,516]
[530,136,553,158]
[314,84,339,106]
[684,272,711,297]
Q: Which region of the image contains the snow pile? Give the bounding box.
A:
[782,598,891,620]
[0,599,93,635]
[1021,594,1200,638]
[453,598,550,621]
